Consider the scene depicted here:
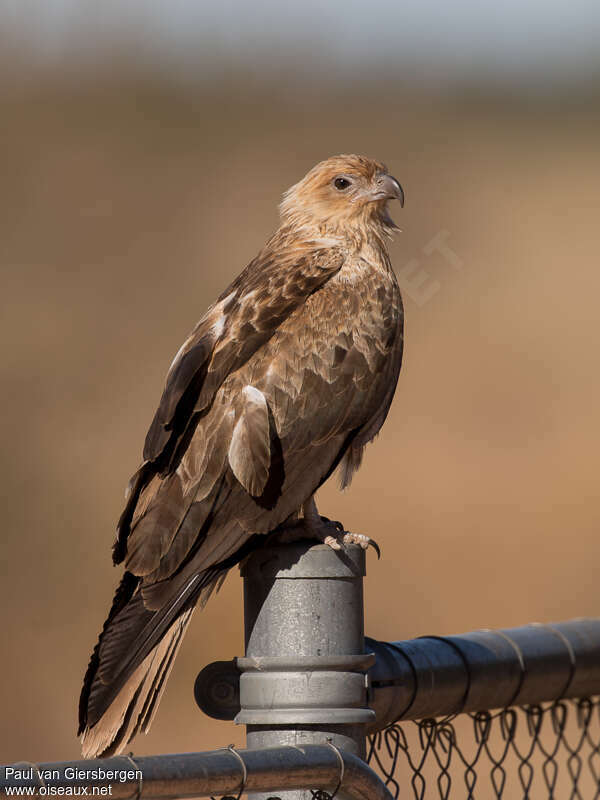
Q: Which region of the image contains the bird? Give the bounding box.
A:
[78,153,405,758]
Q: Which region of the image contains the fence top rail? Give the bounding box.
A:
[0,744,394,800]
[367,617,600,730]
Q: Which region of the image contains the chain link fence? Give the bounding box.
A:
[206,699,600,799]
[367,698,600,799]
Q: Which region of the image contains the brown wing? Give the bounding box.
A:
[113,234,345,565]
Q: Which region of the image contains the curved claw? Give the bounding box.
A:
[368,538,381,560]
[340,531,380,558]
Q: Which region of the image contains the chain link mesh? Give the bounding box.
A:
[367,698,600,799]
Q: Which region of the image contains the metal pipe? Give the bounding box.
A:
[197,618,600,735]
[0,745,394,800]
[367,618,600,731]
[236,541,373,799]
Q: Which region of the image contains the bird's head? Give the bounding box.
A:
[280,154,404,238]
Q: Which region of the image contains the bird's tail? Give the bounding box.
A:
[78,569,223,759]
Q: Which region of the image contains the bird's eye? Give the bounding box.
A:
[333,177,351,191]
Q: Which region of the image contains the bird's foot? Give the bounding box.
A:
[274,515,380,558]
[327,528,381,559]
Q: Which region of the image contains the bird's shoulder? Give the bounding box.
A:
[147,232,346,447]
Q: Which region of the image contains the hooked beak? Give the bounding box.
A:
[370,174,405,207]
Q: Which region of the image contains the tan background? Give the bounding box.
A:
[1,70,599,765]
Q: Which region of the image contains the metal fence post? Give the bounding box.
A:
[234,541,375,800]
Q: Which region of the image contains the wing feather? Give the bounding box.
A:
[228,385,271,496]
[113,241,344,564]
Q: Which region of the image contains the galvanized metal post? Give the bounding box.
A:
[234,541,375,800]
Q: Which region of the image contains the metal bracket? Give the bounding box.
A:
[235,653,375,726]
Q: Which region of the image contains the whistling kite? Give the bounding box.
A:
[79,154,405,757]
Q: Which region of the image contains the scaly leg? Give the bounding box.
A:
[301,495,379,555]
[268,496,380,556]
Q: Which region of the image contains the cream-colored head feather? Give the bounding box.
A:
[280,154,403,235]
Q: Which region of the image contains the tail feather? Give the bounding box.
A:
[78,571,140,736]
[79,536,265,758]
[137,608,192,735]
[80,608,194,759]
[84,572,206,731]
[79,571,220,759]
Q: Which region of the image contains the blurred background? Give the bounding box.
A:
[1,0,599,768]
